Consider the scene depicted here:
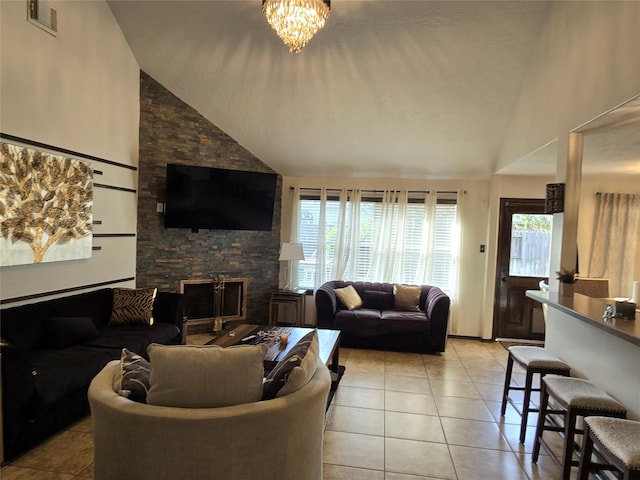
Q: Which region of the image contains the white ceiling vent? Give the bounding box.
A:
[27,0,57,37]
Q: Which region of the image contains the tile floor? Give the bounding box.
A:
[1,338,591,479]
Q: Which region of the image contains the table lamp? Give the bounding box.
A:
[278,242,305,290]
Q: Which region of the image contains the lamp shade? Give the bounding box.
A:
[279,242,305,261]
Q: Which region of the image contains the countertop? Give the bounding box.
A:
[526,290,640,347]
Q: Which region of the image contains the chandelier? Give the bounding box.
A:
[262,0,331,53]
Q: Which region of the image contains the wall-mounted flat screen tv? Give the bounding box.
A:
[165,163,277,231]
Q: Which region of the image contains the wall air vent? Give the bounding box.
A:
[27,0,57,36]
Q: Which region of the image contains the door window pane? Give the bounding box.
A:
[509,214,552,277]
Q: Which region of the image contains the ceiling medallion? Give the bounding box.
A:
[262,0,331,53]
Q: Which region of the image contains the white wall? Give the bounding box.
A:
[0,0,139,304]
[496,1,640,172]
[281,176,491,337]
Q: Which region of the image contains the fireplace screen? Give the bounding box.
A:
[180,278,247,322]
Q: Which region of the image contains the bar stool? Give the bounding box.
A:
[532,375,627,480]
[578,417,640,480]
[500,346,571,443]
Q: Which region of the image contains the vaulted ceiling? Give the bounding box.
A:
[107,1,638,179]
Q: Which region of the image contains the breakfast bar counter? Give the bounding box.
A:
[526,290,640,419]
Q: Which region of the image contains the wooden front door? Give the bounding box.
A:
[493,198,552,340]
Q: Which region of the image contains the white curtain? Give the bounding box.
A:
[287,186,301,289]
[332,189,361,280]
[366,190,408,282]
[449,190,463,334]
[588,193,640,298]
[415,191,437,283]
[315,188,329,286]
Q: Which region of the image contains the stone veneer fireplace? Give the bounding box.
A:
[180,278,248,333]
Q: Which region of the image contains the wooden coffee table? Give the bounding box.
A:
[207,324,341,374]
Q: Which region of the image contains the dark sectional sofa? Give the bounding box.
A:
[0,288,184,462]
[315,281,450,353]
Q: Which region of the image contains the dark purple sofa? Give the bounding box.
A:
[315,281,450,353]
[0,288,184,462]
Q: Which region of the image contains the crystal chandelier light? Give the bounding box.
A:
[262,0,331,53]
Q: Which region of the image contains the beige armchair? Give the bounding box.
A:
[89,356,331,480]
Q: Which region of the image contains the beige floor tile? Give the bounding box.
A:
[385,351,426,363]
[326,405,385,436]
[340,371,386,389]
[11,431,93,476]
[0,466,75,480]
[434,396,493,422]
[430,379,481,399]
[532,428,569,461]
[347,349,386,362]
[449,445,528,480]
[345,360,386,373]
[385,391,438,415]
[466,369,507,385]
[485,400,538,428]
[323,431,385,471]
[493,353,510,365]
[494,385,526,405]
[385,375,432,394]
[426,366,470,382]
[422,353,461,366]
[458,354,503,366]
[498,423,540,454]
[385,364,428,378]
[385,473,448,480]
[332,385,385,409]
[74,463,94,478]
[514,450,563,480]
[323,464,385,480]
[441,417,511,451]
[385,438,456,479]
[473,381,505,402]
[67,416,92,434]
[385,411,446,444]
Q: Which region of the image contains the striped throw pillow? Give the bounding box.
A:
[109,287,157,326]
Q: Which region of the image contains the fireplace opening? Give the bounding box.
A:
[180,278,248,333]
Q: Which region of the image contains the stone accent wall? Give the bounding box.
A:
[136,71,281,323]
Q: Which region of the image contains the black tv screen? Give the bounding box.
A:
[165,164,277,231]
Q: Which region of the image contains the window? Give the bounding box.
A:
[508,213,552,277]
[295,189,459,296]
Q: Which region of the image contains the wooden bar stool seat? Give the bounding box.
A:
[500,346,571,443]
[578,416,640,480]
[532,375,627,480]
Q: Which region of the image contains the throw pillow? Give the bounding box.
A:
[46,316,100,349]
[109,287,157,326]
[363,290,394,310]
[393,284,421,311]
[334,285,363,310]
[146,343,268,408]
[112,348,151,403]
[263,330,319,400]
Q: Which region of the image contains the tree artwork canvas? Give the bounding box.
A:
[0,142,93,266]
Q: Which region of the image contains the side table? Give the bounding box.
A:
[269,289,307,326]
